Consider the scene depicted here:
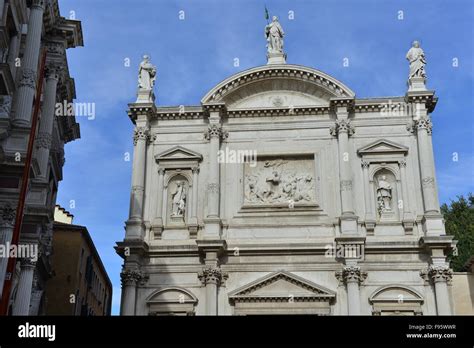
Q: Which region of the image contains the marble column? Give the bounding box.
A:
[414,115,439,214]
[428,265,453,315]
[126,125,149,239]
[36,63,61,179]
[120,270,146,315]
[191,167,199,220]
[361,160,375,233]
[12,0,45,127]
[203,119,227,239]
[152,168,165,238]
[330,102,357,235]
[12,258,36,315]
[7,32,21,80]
[0,204,16,298]
[198,263,227,315]
[336,265,367,315]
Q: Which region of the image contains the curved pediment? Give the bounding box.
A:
[201,64,355,108]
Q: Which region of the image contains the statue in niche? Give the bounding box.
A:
[138,55,157,90]
[376,175,392,214]
[406,41,426,79]
[171,181,186,217]
[265,16,285,54]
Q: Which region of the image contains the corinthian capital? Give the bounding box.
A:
[426,265,453,284]
[198,267,228,286]
[415,116,433,135]
[204,124,228,141]
[120,269,148,286]
[336,265,367,285]
[0,203,16,228]
[330,119,355,137]
[133,127,150,145]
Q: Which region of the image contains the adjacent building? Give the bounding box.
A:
[45,205,112,316]
[0,0,83,315]
[117,18,457,315]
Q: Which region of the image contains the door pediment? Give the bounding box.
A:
[229,270,336,303]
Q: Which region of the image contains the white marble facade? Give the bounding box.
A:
[117,42,455,315]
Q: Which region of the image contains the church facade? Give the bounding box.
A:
[117,19,455,315]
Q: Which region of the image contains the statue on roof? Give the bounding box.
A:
[406,41,426,80]
[138,55,157,90]
[265,16,285,54]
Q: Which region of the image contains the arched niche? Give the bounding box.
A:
[146,287,198,316]
[369,285,424,316]
[165,173,189,226]
[372,167,400,221]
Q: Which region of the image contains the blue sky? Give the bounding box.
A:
[57,0,473,315]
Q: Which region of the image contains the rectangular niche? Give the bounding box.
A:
[241,154,320,212]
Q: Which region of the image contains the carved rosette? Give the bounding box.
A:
[198,267,227,286]
[133,127,150,146]
[35,132,52,149]
[399,159,407,167]
[207,183,219,194]
[204,124,228,141]
[158,168,166,176]
[19,68,37,89]
[361,160,370,169]
[421,177,435,188]
[336,266,367,285]
[0,95,12,115]
[330,119,355,137]
[120,269,148,287]
[340,180,353,192]
[424,265,453,284]
[191,166,200,174]
[0,204,16,228]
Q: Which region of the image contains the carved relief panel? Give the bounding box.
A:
[242,156,318,209]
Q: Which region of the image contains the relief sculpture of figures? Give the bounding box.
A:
[244,159,315,205]
[171,181,186,217]
[138,55,157,90]
[376,175,392,214]
[265,16,285,54]
[406,41,426,79]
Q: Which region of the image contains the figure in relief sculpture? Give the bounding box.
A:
[171,181,186,217]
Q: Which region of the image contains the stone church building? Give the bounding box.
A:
[117,19,455,315]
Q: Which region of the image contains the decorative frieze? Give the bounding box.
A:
[422,177,435,188]
[340,180,352,192]
[207,183,219,194]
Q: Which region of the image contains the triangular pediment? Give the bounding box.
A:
[229,271,336,302]
[357,139,408,156]
[155,146,202,162]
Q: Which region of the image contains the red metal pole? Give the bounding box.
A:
[0,49,47,315]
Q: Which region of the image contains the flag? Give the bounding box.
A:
[265,5,269,20]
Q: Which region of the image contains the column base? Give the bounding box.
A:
[125,219,145,240]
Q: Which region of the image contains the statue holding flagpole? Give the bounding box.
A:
[264,6,286,64]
